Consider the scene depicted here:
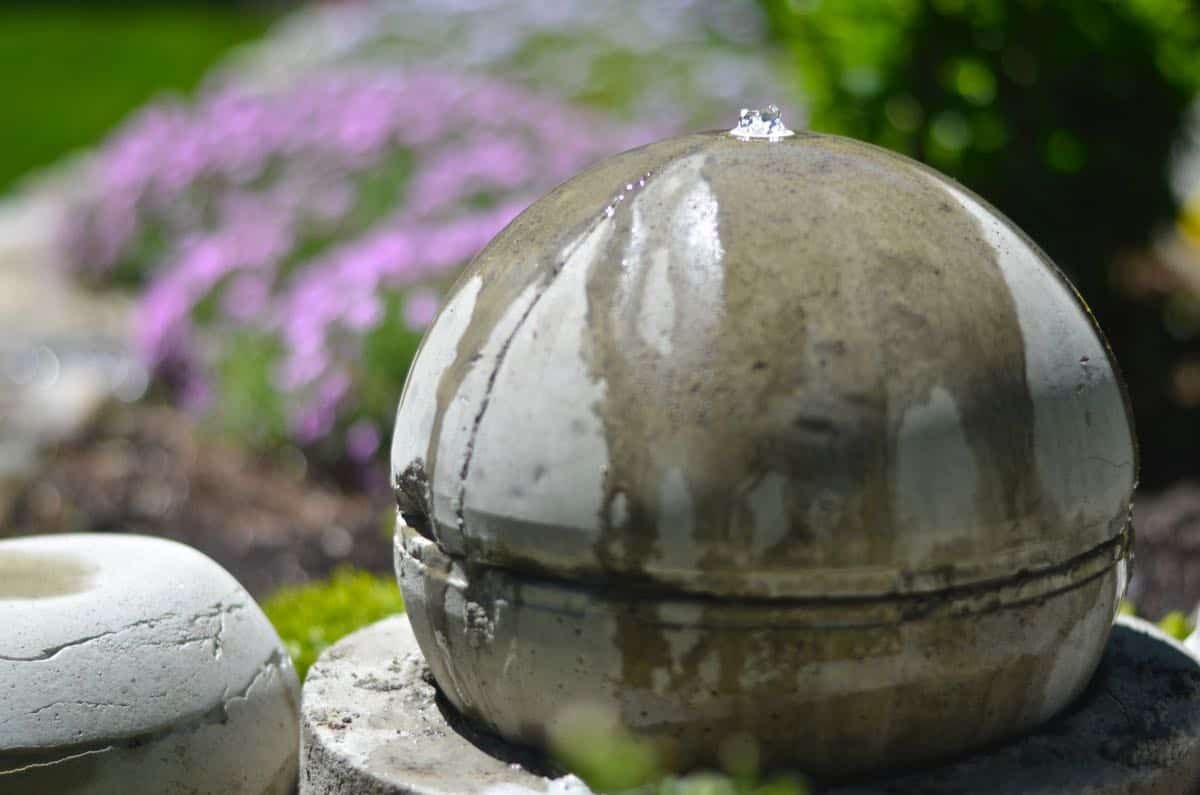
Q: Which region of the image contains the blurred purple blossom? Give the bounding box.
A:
[345,420,382,462]
[403,290,441,332]
[217,0,790,130]
[66,67,662,461]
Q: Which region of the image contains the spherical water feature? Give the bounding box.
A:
[389,108,1136,776]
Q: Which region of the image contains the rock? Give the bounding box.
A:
[300,614,1200,794]
[828,616,1200,794]
[0,533,300,793]
[300,615,581,795]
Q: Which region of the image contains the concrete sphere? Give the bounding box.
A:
[391,127,1135,775]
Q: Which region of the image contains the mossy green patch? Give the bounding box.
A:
[263,566,403,679]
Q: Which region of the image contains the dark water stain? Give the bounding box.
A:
[395,129,1127,598]
[0,552,95,600]
[579,133,1073,591]
[395,127,1120,717]
[570,130,1070,693]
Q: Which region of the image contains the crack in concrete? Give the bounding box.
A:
[212,649,287,724]
[0,616,169,662]
[191,601,244,660]
[27,700,133,717]
[0,596,245,663]
[1088,455,1133,470]
[0,745,115,777]
[0,647,288,772]
[0,700,133,731]
[1105,683,1136,731]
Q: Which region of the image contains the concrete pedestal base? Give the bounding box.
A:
[300,616,1200,794]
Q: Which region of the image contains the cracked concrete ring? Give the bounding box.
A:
[0,533,301,794]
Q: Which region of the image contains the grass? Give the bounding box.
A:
[0,2,272,194]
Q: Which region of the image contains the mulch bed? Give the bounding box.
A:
[3,399,1198,618]
[2,401,392,599]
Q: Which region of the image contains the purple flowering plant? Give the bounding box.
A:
[65,68,658,472]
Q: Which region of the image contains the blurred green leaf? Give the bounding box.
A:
[358,292,428,422]
[758,0,1200,489]
[215,331,288,449]
[550,704,662,793]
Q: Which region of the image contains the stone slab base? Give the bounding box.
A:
[300,615,1200,794]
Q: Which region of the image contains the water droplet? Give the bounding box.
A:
[729,104,795,141]
[601,172,654,218]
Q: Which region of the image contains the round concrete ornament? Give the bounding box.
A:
[390,107,1136,775]
[0,533,300,793]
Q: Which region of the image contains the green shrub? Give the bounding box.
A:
[759,0,1200,489]
[262,566,403,679]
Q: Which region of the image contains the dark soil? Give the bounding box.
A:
[2,401,393,599]
[4,399,1199,617]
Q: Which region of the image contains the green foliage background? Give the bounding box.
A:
[759,0,1200,488]
[0,3,270,193]
[262,566,404,679]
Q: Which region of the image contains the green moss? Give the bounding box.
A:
[1158,611,1193,642]
[262,567,403,679]
[1118,600,1194,641]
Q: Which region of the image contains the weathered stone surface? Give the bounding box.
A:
[397,521,1123,776]
[391,128,1135,597]
[300,614,580,795]
[832,616,1200,794]
[301,615,1200,794]
[389,125,1135,772]
[0,533,300,794]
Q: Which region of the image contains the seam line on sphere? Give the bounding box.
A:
[454,286,548,536]
[453,198,626,536]
[422,524,1128,613]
